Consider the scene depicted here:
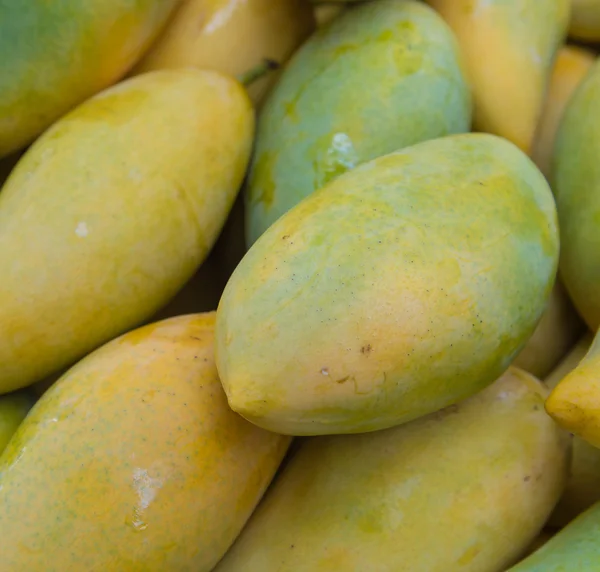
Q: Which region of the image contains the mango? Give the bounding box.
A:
[0,313,290,572]
[545,333,600,527]
[513,280,584,379]
[532,45,595,179]
[569,0,600,41]
[245,0,472,245]
[0,391,33,454]
[424,0,569,153]
[214,368,569,572]
[133,0,315,105]
[0,69,254,395]
[216,133,559,436]
[0,0,181,158]
[508,503,600,571]
[553,58,600,332]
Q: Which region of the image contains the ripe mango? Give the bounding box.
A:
[216,133,559,435]
[545,333,600,527]
[513,280,584,379]
[0,69,254,394]
[0,391,32,454]
[569,0,600,41]
[531,45,595,179]
[425,0,569,153]
[133,0,315,105]
[215,368,569,572]
[245,0,472,245]
[553,59,600,331]
[0,313,290,572]
[0,0,181,158]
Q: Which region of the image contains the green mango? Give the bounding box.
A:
[215,133,559,436]
[0,391,33,454]
[553,59,600,332]
[215,368,569,572]
[245,0,471,245]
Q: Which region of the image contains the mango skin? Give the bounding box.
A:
[531,45,595,179]
[215,368,569,572]
[0,391,33,454]
[245,0,472,245]
[0,69,254,395]
[553,59,600,332]
[425,0,569,153]
[513,280,584,379]
[133,0,315,105]
[216,133,559,436]
[0,0,181,158]
[570,0,600,40]
[0,313,290,572]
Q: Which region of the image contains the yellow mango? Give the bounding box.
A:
[531,45,595,178]
[215,368,569,572]
[0,313,290,571]
[513,280,584,379]
[0,0,182,158]
[570,0,600,41]
[133,0,316,104]
[0,391,33,454]
[0,69,254,395]
[424,0,570,153]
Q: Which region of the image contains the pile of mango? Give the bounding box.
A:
[4,0,600,570]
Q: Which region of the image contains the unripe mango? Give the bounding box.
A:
[246,0,471,244]
[0,0,181,157]
[0,69,254,394]
[215,368,569,572]
[0,313,290,572]
[425,0,569,153]
[216,133,559,435]
[133,0,315,105]
[553,59,600,331]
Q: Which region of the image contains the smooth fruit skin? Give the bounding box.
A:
[545,333,600,527]
[569,0,600,40]
[245,0,472,245]
[0,313,290,572]
[0,391,33,454]
[0,69,254,394]
[216,133,559,436]
[513,279,584,379]
[0,0,181,158]
[531,45,595,179]
[214,368,569,572]
[553,59,600,332]
[425,0,569,153]
[133,0,315,105]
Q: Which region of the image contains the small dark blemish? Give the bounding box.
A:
[360,344,372,355]
[524,476,531,482]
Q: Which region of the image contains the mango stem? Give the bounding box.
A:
[238,59,280,87]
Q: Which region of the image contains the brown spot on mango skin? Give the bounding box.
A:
[0,313,290,571]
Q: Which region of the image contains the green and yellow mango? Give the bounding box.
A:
[215,368,569,572]
[0,313,290,572]
[0,0,181,158]
[245,0,472,244]
[0,69,254,394]
[216,133,559,435]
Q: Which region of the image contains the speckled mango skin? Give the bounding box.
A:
[0,0,181,158]
[569,0,600,41]
[552,59,600,332]
[216,133,559,436]
[133,0,315,105]
[0,313,290,572]
[544,333,600,528]
[215,368,569,572]
[0,69,254,395]
[0,391,32,454]
[425,0,569,153]
[531,45,595,179]
[245,0,471,245]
